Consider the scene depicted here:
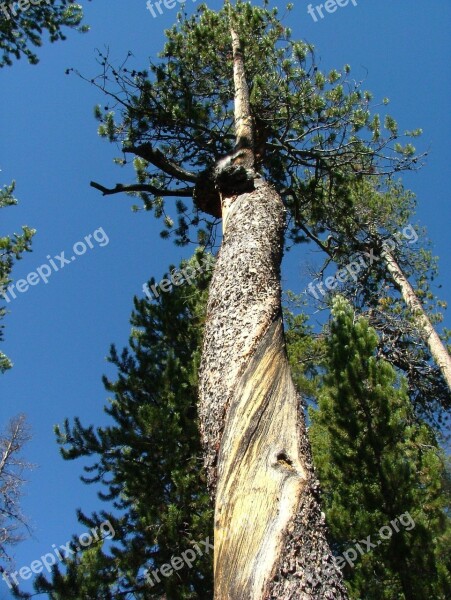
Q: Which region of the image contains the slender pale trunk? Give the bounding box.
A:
[382,248,451,391]
[198,25,348,600]
[230,27,253,150]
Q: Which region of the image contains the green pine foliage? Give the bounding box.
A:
[0,182,35,372]
[88,1,420,246]
[309,296,451,599]
[25,253,214,600]
[283,291,325,402]
[19,267,450,599]
[308,176,451,423]
[86,0,449,423]
[0,0,88,68]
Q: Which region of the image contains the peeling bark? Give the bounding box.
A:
[197,20,348,599]
[198,181,348,598]
[382,248,451,392]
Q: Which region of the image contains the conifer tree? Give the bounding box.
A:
[309,296,451,599]
[0,185,35,565]
[0,0,88,68]
[22,254,215,599]
[85,2,429,595]
[301,177,451,417]
[0,182,34,372]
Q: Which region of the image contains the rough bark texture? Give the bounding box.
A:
[197,17,348,599]
[198,180,348,599]
[198,179,283,489]
[382,249,451,391]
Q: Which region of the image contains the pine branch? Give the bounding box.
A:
[296,222,334,258]
[123,143,198,183]
[90,181,194,197]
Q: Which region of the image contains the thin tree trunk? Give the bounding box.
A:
[230,27,254,151]
[382,248,451,392]
[197,23,348,600]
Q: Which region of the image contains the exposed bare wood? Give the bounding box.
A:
[230,28,254,153]
[382,248,451,391]
[199,181,347,598]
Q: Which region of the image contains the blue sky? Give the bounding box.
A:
[0,1,450,596]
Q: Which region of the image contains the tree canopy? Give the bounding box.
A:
[0,0,88,68]
[86,1,422,246]
[0,182,34,372]
[26,254,215,599]
[84,1,450,421]
[309,296,451,599]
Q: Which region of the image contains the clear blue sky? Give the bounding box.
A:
[0,1,450,596]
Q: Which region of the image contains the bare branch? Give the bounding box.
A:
[297,222,334,258]
[0,414,34,565]
[123,144,198,183]
[90,181,194,198]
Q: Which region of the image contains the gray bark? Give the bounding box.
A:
[197,18,348,599]
[198,179,348,598]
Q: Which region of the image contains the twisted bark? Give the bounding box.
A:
[197,18,348,598]
[198,180,348,598]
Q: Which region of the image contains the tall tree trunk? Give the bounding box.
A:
[230,27,254,152]
[382,248,451,391]
[197,23,348,600]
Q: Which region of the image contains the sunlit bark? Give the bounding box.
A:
[197,21,348,600]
